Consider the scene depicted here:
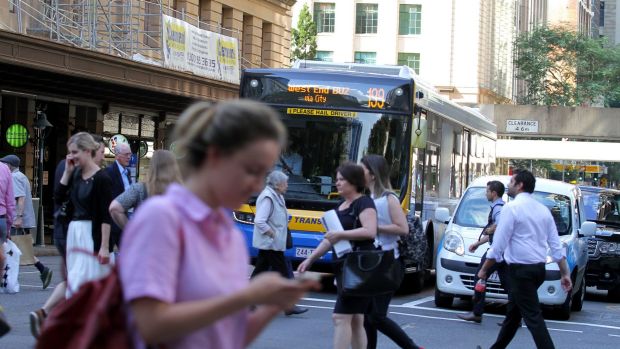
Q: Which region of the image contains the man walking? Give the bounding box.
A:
[0,161,15,337]
[477,170,571,349]
[0,155,53,289]
[104,142,132,248]
[458,180,506,323]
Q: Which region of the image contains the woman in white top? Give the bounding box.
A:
[360,155,423,349]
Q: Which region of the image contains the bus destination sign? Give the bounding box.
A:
[241,73,412,113]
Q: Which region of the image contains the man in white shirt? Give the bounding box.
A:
[477,170,570,349]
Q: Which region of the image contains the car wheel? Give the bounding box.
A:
[557,288,572,320]
[571,277,586,311]
[435,288,454,308]
[608,285,620,302]
[402,270,425,293]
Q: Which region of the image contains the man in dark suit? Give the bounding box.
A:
[105,142,132,249]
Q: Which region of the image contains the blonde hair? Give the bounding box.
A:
[67,132,99,157]
[173,100,286,171]
[146,150,182,196]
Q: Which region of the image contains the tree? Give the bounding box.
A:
[290,4,317,62]
[514,26,620,106]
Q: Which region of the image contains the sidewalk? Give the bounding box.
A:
[34,245,60,257]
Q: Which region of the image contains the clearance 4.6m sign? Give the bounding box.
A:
[162,14,240,84]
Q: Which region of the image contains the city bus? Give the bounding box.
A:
[233,61,497,289]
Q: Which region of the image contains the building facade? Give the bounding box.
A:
[292,0,517,106]
[600,0,620,44]
[0,0,295,238]
[547,0,598,36]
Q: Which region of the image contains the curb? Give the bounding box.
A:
[34,246,60,257]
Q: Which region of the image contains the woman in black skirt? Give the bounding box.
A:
[298,162,377,349]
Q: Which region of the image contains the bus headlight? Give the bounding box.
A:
[444,231,465,256]
[233,211,255,224]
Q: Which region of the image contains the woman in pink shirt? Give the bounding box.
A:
[119,100,319,349]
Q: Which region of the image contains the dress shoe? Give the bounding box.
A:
[457,312,482,323]
[285,306,309,316]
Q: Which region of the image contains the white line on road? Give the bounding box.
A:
[399,296,435,307]
[547,328,583,333]
[20,271,40,274]
[19,284,54,289]
[609,334,620,338]
[304,295,620,331]
[298,304,333,310]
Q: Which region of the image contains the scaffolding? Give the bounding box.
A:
[3,0,262,70]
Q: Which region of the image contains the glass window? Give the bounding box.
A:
[356,3,378,34]
[315,51,334,62]
[453,187,489,228]
[314,3,336,33]
[275,111,410,209]
[399,4,422,35]
[354,51,376,64]
[532,192,572,236]
[397,52,420,74]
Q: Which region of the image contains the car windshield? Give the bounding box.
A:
[453,187,572,235]
[581,190,620,222]
[265,110,410,210]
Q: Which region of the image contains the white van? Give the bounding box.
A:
[434,176,596,320]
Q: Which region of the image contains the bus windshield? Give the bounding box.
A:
[272,110,410,210]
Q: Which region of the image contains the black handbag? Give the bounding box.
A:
[341,249,403,297]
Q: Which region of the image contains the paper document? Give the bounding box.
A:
[321,210,352,258]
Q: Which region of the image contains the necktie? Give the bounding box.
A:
[124,169,132,185]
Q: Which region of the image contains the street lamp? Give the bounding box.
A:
[33,110,53,246]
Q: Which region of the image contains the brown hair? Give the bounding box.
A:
[337,162,366,193]
[361,154,392,197]
[67,132,99,157]
[146,150,183,196]
[173,100,286,171]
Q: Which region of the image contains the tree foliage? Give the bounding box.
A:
[290,4,317,62]
[514,26,620,106]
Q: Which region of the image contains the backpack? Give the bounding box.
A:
[398,213,428,269]
[36,266,132,349]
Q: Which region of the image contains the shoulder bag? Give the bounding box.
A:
[340,200,403,296]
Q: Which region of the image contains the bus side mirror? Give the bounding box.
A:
[579,221,597,237]
[435,207,451,224]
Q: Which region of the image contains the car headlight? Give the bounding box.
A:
[598,242,620,254]
[443,231,465,256]
[233,211,255,224]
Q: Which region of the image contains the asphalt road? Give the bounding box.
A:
[2,257,620,348]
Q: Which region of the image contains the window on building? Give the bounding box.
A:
[398,53,420,74]
[315,51,334,61]
[600,1,605,26]
[354,51,376,64]
[399,4,422,35]
[314,3,335,33]
[355,3,378,34]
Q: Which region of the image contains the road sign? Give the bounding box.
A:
[506,120,539,133]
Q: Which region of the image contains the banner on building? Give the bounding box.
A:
[162,14,240,84]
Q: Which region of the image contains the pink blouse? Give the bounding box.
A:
[120,184,250,349]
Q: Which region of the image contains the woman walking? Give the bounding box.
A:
[109,149,182,229]
[55,132,114,297]
[251,170,308,316]
[298,162,377,349]
[119,100,319,349]
[361,154,424,349]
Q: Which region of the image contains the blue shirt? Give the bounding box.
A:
[490,198,504,225]
[116,160,131,191]
[487,192,565,264]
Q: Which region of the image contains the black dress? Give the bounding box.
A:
[333,195,377,314]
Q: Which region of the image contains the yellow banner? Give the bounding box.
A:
[287,108,357,118]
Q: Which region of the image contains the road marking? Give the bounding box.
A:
[609,334,620,338]
[20,271,41,274]
[305,295,620,331]
[390,311,468,323]
[19,284,54,289]
[298,304,333,310]
[400,296,435,307]
[548,328,582,333]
